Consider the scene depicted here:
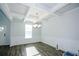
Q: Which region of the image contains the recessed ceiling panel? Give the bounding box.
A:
[24,7,49,23]
[7,3,29,21]
[7,3,29,15]
[55,3,79,15]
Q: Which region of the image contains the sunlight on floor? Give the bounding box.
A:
[26,46,41,56]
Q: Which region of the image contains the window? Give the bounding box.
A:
[0,27,4,32]
[25,24,32,39]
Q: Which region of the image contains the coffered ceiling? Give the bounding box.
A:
[2,3,79,23]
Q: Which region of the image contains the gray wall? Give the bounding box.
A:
[10,20,41,46]
[0,9,10,45]
[42,7,79,53]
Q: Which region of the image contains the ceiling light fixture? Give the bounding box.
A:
[33,24,41,28]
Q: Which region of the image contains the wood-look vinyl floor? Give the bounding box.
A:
[0,42,63,56]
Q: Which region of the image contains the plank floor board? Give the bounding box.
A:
[0,42,63,56]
